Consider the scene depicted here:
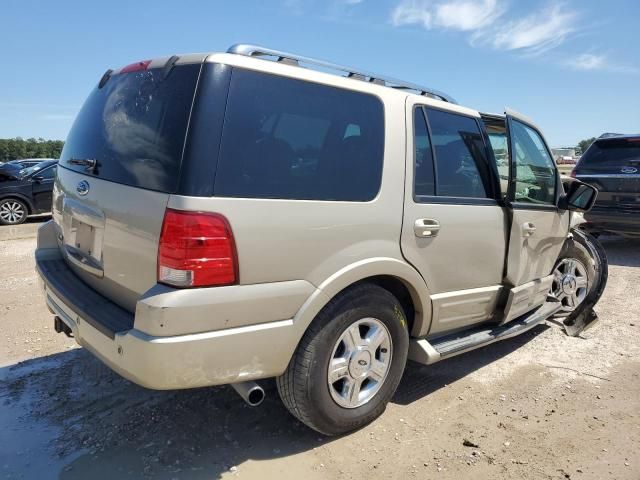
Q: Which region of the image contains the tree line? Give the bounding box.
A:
[577,137,596,155]
[0,138,64,162]
[0,135,607,163]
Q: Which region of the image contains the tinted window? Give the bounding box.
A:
[510,121,556,204]
[214,69,384,201]
[60,64,201,192]
[414,107,435,197]
[38,165,57,179]
[425,108,490,198]
[580,139,640,167]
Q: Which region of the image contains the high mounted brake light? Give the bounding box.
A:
[158,209,238,288]
[120,60,152,74]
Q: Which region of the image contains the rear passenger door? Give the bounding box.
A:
[501,110,570,322]
[401,99,507,335]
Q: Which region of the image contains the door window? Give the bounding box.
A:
[413,107,435,197]
[425,108,492,199]
[38,165,57,179]
[485,126,509,197]
[510,120,557,205]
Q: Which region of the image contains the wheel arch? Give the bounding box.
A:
[0,193,34,214]
[291,258,433,346]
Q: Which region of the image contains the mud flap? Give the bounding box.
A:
[563,307,599,337]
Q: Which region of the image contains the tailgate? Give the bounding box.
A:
[52,168,168,312]
[52,60,202,312]
[576,138,640,211]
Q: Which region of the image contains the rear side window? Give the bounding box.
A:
[214,69,384,201]
[60,64,201,192]
[425,108,491,199]
[580,139,640,167]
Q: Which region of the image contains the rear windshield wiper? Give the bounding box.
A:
[68,158,98,172]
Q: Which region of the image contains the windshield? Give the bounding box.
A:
[60,63,201,192]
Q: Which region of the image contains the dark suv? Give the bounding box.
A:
[6,158,53,169]
[572,135,640,237]
[0,159,58,225]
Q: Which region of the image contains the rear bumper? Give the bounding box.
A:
[583,209,640,235]
[35,221,310,390]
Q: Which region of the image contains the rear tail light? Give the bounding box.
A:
[158,209,238,288]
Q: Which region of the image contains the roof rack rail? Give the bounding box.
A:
[227,44,457,104]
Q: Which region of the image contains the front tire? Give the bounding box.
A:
[277,283,409,436]
[550,240,594,316]
[0,198,28,225]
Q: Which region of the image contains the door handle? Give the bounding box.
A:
[522,222,537,237]
[414,219,440,238]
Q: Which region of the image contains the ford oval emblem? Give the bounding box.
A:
[621,166,638,174]
[76,180,90,196]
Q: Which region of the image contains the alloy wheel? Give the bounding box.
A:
[0,201,26,224]
[551,258,589,313]
[327,318,393,409]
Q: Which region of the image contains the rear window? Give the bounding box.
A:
[60,64,201,192]
[214,68,384,201]
[580,139,640,167]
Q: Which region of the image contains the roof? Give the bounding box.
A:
[596,133,640,141]
[226,44,457,104]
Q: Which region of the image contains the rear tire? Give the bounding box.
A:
[277,283,409,436]
[0,198,28,225]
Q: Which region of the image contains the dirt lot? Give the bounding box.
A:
[1,219,639,480]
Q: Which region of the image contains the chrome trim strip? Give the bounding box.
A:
[227,43,457,104]
[130,319,295,344]
[576,174,640,178]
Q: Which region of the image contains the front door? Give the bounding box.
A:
[31,165,57,213]
[502,110,570,321]
[401,99,507,335]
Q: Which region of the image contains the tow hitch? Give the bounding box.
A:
[54,316,74,338]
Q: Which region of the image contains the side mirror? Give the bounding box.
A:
[32,175,44,183]
[559,179,598,212]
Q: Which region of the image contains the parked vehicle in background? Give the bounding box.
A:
[0,159,58,225]
[4,158,55,169]
[0,162,23,180]
[572,134,640,237]
[36,44,604,436]
[552,148,579,165]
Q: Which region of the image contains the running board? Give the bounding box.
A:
[408,299,561,365]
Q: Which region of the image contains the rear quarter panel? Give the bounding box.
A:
[167,73,433,333]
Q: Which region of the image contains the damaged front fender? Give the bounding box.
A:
[561,229,609,336]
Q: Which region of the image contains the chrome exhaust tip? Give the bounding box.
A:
[231,381,265,407]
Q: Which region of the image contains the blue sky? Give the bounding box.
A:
[0,0,638,147]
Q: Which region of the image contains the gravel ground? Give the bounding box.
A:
[0,219,639,480]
